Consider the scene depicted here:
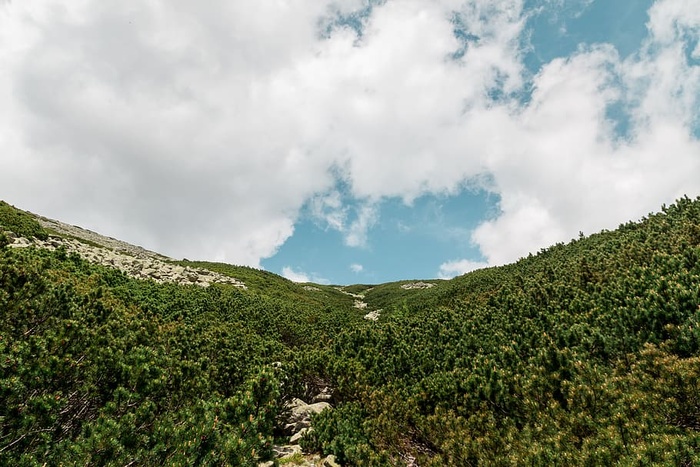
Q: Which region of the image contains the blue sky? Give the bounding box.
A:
[1,0,699,285]
[263,0,684,284]
[263,189,496,284]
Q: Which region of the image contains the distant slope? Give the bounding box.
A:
[174,260,357,310]
[0,200,359,309]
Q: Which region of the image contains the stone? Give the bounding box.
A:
[273,444,302,458]
[286,398,307,409]
[290,402,331,423]
[401,281,435,290]
[293,419,311,431]
[364,310,381,321]
[290,427,312,444]
[312,390,332,403]
[323,454,341,467]
[8,237,30,248]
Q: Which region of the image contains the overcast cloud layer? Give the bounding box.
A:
[1,0,699,279]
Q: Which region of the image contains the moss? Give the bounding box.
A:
[279,452,306,464]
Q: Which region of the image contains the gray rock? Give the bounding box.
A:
[401,281,435,290]
[286,398,308,409]
[290,427,312,444]
[364,310,381,321]
[290,402,331,422]
[312,392,332,403]
[273,444,302,458]
[293,419,311,431]
[323,454,341,467]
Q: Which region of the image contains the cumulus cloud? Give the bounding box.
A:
[281,266,310,283]
[350,263,364,273]
[281,266,330,285]
[438,259,489,279]
[0,0,698,276]
[440,0,700,271]
[344,204,379,248]
[466,1,700,267]
[307,190,377,247]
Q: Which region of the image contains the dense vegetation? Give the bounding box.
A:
[1,197,700,465]
[0,201,48,243]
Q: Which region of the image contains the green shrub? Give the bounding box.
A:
[2,196,700,464]
[0,200,48,239]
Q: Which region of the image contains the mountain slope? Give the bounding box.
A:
[1,198,700,465]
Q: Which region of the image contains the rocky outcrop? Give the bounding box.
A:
[8,235,246,289]
[364,309,381,321]
[263,394,336,466]
[353,299,368,309]
[258,454,339,467]
[401,281,435,290]
[3,211,247,288]
[335,287,382,321]
[285,398,331,434]
[35,215,170,261]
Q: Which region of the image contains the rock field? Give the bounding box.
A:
[7,215,246,289]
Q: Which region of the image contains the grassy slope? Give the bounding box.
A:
[173,260,357,312]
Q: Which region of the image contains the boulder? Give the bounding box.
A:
[290,401,331,423]
[290,427,312,444]
[401,281,435,290]
[323,454,341,467]
[364,310,380,321]
[273,444,302,458]
[312,389,332,403]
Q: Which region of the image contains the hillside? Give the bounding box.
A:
[1,198,699,465]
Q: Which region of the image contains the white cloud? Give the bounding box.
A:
[344,203,378,248]
[307,192,378,247]
[647,0,700,45]
[309,190,346,231]
[466,0,700,267]
[281,266,310,283]
[350,263,364,273]
[438,259,489,279]
[281,266,330,285]
[0,0,698,276]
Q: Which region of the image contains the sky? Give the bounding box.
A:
[1,0,699,285]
